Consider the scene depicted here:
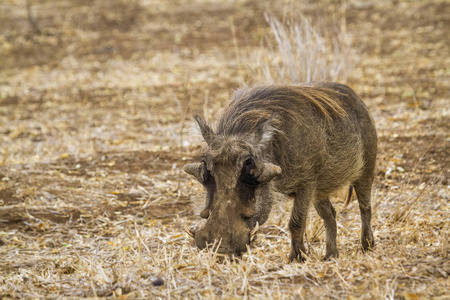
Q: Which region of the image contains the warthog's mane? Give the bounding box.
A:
[216,83,349,137]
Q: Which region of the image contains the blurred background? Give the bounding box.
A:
[0,0,448,164]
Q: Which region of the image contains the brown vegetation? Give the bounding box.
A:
[0,0,448,298]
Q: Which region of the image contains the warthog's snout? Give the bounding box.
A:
[184,222,260,256]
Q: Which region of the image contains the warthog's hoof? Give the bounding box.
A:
[361,237,375,252]
[322,251,339,261]
[361,230,375,252]
[289,248,306,263]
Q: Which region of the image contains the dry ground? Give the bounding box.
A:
[0,0,449,298]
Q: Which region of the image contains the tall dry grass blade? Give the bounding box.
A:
[253,10,357,84]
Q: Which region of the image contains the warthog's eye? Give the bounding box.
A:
[241,157,259,186]
[244,158,255,174]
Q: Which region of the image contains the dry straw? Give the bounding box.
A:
[253,11,357,84]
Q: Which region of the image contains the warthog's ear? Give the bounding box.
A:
[183,163,203,182]
[254,115,278,148]
[194,115,214,145]
[258,163,282,183]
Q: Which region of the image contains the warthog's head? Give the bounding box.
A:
[183,115,281,256]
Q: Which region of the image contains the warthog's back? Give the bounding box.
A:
[216,82,377,197]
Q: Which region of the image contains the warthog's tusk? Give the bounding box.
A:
[249,222,259,242]
[184,225,195,238]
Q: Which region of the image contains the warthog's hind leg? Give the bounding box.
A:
[354,178,375,252]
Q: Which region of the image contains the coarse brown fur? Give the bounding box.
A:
[184,82,377,261]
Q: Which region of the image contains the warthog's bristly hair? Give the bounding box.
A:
[216,83,349,139]
[185,82,377,262]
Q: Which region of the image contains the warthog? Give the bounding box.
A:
[184,82,377,261]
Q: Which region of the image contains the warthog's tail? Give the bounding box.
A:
[344,185,353,208]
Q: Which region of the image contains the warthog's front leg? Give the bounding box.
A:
[314,197,338,259]
[289,189,313,262]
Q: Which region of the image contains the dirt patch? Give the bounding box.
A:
[0,206,81,230]
[54,150,195,175]
[0,188,21,206]
[378,133,449,182]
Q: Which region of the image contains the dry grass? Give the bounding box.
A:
[252,8,356,84]
[1,0,449,299]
